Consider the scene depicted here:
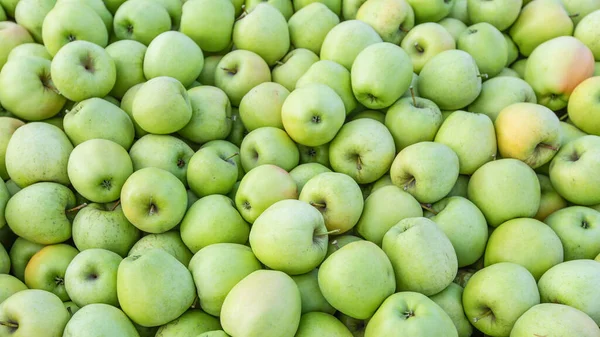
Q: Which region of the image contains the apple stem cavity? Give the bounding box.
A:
[0,321,18,329]
[399,25,409,33]
[221,67,238,76]
[420,203,438,215]
[473,308,494,323]
[309,201,327,209]
[236,10,248,21]
[403,177,416,191]
[414,43,424,53]
[66,203,88,213]
[409,86,417,107]
[537,143,559,152]
[149,203,158,215]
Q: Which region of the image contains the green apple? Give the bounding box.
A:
[418,50,482,110]
[105,40,147,99]
[62,303,140,337]
[342,0,366,19]
[336,313,366,337]
[8,238,44,282]
[575,9,600,62]
[299,172,364,234]
[467,76,537,122]
[438,17,467,41]
[462,262,540,337]
[434,110,497,175]
[0,244,8,273]
[271,48,319,92]
[245,0,293,19]
[351,42,413,109]
[448,0,468,22]
[72,203,140,257]
[24,243,79,301]
[549,135,600,205]
[179,86,232,144]
[282,84,345,146]
[198,55,223,86]
[504,34,519,66]
[534,174,567,221]
[0,289,69,337]
[0,274,27,304]
[235,164,298,223]
[112,0,171,45]
[444,174,469,198]
[127,231,193,266]
[537,259,600,325]
[329,118,396,184]
[401,22,455,74]
[180,0,234,53]
[510,0,574,57]
[214,49,272,107]
[327,236,363,259]
[120,167,188,233]
[63,301,80,318]
[457,22,507,78]
[41,2,108,56]
[232,3,289,66]
[357,0,414,45]
[7,43,51,62]
[298,143,330,167]
[200,140,244,178]
[468,159,541,227]
[568,76,600,136]
[289,163,331,193]
[154,309,221,336]
[239,127,299,172]
[320,20,383,70]
[143,31,204,88]
[525,36,595,111]
[119,83,148,138]
[467,0,521,31]
[390,142,459,204]
[295,312,353,337]
[291,268,336,314]
[0,180,8,228]
[189,243,261,316]
[288,3,339,55]
[296,60,358,115]
[0,117,24,180]
[186,148,238,198]
[385,96,443,151]
[56,0,113,33]
[408,0,454,23]
[239,82,288,131]
[511,58,527,78]
[544,206,600,260]
[564,0,600,24]
[64,248,122,307]
[429,283,472,337]
[349,109,386,124]
[293,0,341,15]
[319,240,396,319]
[197,331,229,337]
[512,303,600,337]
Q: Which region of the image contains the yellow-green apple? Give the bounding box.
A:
[467,159,541,227]
[62,303,140,337]
[289,163,331,193]
[296,60,358,115]
[511,58,527,77]
[55,0,113,33]
[467,0,521,31]
[537,259,600,325]
[320,20,383,70]
[201,139,244,179]
[188,243,261,316]
[180,0,234,53]
[298,143,330,167]
[509,0,573,57]
[293,0,341,15]
[4,12,37,53]
[356,0,415,45]
[511,303,600,337]
[198,55,223,86]
[127,231,193,266]
[434,110,497,175]
[295,312,353,337]
[0,274,27,304]
[105,40,147,99]
[462,262,540,337]
[9,238,44,281]
[568,76,600,136]
[234,164,298,223]
[232,3,289,66]
[467,77,537,122]
[544,206,600,260]
[534,174,567,221]
[249,199,328,275]
[291,268,336,314]
[563,0,600,25]
[120,167,188,233]
[0,117,24,180]
[407,0,455,23]
[385,96,443,151]
[50,40,116,102]
[457,22,506,78]
[349,109,386,123]
[282,84,345,146]
[214,49,272,107]
[179,86,232,144]
[418,50,482,110]
[239,127,299,172]
[351,42,414,109]
[429,283,472,337]
[524,36,594,111]
[438,17,467,40]
[112,0,171,45]
[503,34,519,66]
[342,0,367,19]
[390,142,460,204]
[355,185,422,246]
[119,83,148,139]
[239,82,289,131]
[272,48,319,92]
[329,118,396,184]
[0,289,69,337]
[448,0,468,22]
[288,3,339,55]
[150,0,182,29]
[245,0,293,19]
[220,270,301,337]
[365,291,459,337]
[549,135,600,205]
[401,22,455,74]
[154,309,221,336]
[24,243,79,301]
[7,43,52,61]
[326,235,363,259]
[445,174,469,198]
[132,76,192,134]
[64,248,122,307]
[0,244,8,274]
[186,147,238,197]
[318,240,396,319]
[117,249,196,327]
[574,11,600,61]
[71,203,140,257]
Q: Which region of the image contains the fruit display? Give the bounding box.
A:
[1,0,600,336]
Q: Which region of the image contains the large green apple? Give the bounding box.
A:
[406,0,454,23]
[544,206,600,260]
[466,0,521,31]
[295,312,353,337]
[62,303,140,337]
[24,243,79,301]
[457,22,507,78]
[154,309,221,336]
[400,22,455,74]
[429,283,472,337]
[385,96,443,151]
[112,0,171,45]
[320,20,383,70]
[105,40,147,99]
[568,76,600,136]
[179,85,232,144]
[0,289,69,337]
[357,0,414,45]
[180,0,234,53]
[127,231,193,266]
[288,3,339,55]
[467,76,537,122]
[511,303,600,337]
[291,268,336,314]
[239,82,289,131]
[239,127,299,172]
[0,117,24,180]
[271,48,319,92]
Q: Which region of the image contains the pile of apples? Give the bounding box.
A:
[2,0,600,336]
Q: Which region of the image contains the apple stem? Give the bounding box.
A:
[315,229,341,237]
[236,10,247,21]
[309,201,326,209]
[414,42,424,53]
[537,143,559,151]
[477,73,489,80]
[403,177,416,191]
[275,61,285,66]
[0,321,18,329]
[66,306,73,316]
[356,156,363,171]
[191,296,199,309]
[399,25,409,33]
[224,152,239,161]
[110,200,121,211]
[569,13,580,18]
[66,203,88,213]
[409,86,417,107]
[473,309,493,323]
[331,239,339,249]
[420,203,438,215]
[559,113,569,121]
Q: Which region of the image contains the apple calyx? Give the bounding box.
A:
[581,220,590,229]
[311,115,322,124]
[66,203,88,213]
[403,310,415,319]
[67,34,77,42]
[420,203,438,215]
[0,321,18,329]
[473,308,494,323]
[55,275,64,286]
[101,179,112,190]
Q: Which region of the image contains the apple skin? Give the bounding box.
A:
[24,243,79,301]
[534,174,567,221]
[8,238,44,282]
[462,262,540,337]
[291,268,336,315]
[406,0,455,23]
[62,303,140,337]
[385,96,443,151]
[438,18,467,41]
[400,22,455,75]
[179,85,232,144]
[295,312,353,337]
[0,274,27,304]
[467,0,521,31]
[290,163,332,193]
[511,303,600,337]
[467,159,541,227]
[112,0,171,46]
[429,283,472,337]
[457,22,507,78]
[357,0,414,45]
[180,0,234,53]
[220,270,302,337]
[198,55,223,86]
[272,48,319,92]
[298,143,331,168]
[240,82,288,132]
[289,3,339,55]
[105,40,147,99]
[318,240,396,320]
[575,9,600,61]
[544,206,600,260]
[549,135,600,206]
[154,309,221,336]
[0,117,24,180]
[320,20,383,71]
[186,146,238,198]
[239,127,299,172]
[484,217,564,281]
[467,76,537,122]
[1,20,35,65]
[568,76,600,136]
[127,231,193,267]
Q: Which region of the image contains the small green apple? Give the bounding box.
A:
[385,96,443,151]
[154,309,221,336]
[291,268,336,315]
[105,40,147,99]
[289,163,332,193]
[457,22,507,78]
[511,303,600,337]
[544,206,600,260]
[320,20,383,70]
[429,283,472,337]
[112,0,171,45]
[24,243,79,301]
[198,55,224,86]
[295,312,353,337]
[357,0,414,45]
[466,0,521,31]
[239,127,299,172]
[568,76,600,136]
[288,3,339,55]
[0,274,27,304]
[180,0,234,53]
[127,231,193,266]
[406,0,454,23]
[467,76,537,122]
[178,85,232,144]
[271,48,319,92]
[8,238,44,282]
[0,117,24,180]
[239,82,289,131]
[534,174,567,221]
[400,22,455,74]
